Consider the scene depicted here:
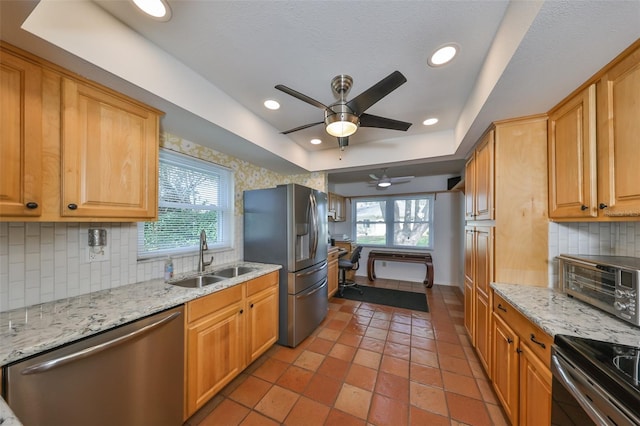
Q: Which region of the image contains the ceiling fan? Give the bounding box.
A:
[369,169,415,188]
[275,71,412,150]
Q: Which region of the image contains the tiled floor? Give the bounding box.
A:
[186,277,509,426]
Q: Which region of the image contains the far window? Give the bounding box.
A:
[352,195,434,249]
[137,149,234,259]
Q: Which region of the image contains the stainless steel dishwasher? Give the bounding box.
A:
[4,305,184,426]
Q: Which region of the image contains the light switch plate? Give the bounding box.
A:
[86,246,110,262]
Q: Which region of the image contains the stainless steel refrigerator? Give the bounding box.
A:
[244,184,328,347]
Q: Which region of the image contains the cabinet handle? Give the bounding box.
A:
[507,337,513,344]
[25,202,39,209]
[250,303,254,308]
[516,348,523,354]
[599,203,608,210]
[239,309,244,314]
[580,205,588,211]
[530,334,546,349]
[497,304,507,313]
[67,203,78,210]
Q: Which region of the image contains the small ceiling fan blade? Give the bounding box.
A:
[281,121,323,134]
[389,176,415,183]
[369,173,380,180]
[360,113,412,131]
[346,71,407,116]
[275,85,328,110]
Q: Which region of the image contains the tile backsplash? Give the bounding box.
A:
[548,221,640,287]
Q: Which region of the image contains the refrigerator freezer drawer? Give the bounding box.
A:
[286,278,328,347]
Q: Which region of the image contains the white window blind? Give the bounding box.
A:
[138,149,234,258]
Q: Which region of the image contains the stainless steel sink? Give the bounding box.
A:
[169,275,226,288]
[210,266,256,278]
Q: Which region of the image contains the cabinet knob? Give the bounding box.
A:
[580,205,588,211]
[67,203,78,210]
[507,337,513,344]
[516,348,523,354]
[599,203,608,210]
[239,309,244,314]
[250,303,254,308]
[25,202,39,209]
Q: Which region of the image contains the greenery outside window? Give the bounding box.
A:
[352,195,434,249]
[138,149,234,259]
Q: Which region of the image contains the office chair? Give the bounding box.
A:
[338,245,364,296]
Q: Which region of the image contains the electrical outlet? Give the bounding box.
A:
[86,246,110,262]
[382,261,387,267]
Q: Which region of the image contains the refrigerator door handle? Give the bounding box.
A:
[296,260,328,278]
[309,192,318,259]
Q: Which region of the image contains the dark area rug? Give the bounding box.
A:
[335,286,429,312]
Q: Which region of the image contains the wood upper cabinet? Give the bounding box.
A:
[328,192,346,221]
[0,49,43,217]
[548,85,597,218]
[465,130,494,220]
[549,40,640,220]
[597,44,640,218]
[61,77,159,219]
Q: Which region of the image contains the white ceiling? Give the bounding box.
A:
[1,0,639,184]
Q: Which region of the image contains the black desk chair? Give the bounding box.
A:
[338,245,364,296]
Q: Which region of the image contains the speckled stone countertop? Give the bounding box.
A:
[492,283,640,348]
[0,261,280,426]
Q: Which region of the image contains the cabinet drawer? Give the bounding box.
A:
[328,249,339,261]
[246,271,278,297]
[187,284,244,324]
[493,293,552,366]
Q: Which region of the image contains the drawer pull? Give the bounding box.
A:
[25,202,39,209]
[580,205,588,211]
[497,304,507,313]
[530,334,546,349]
[516,348,523,354]
[67,203,78,210]
[599,203,608,210]
[507,337,513,344]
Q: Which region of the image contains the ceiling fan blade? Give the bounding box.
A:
[389,176,415,183]
[359,113,412,131]
[346,71,407,116]
[275,85,328,110]
[369,173,380,180]
[281,121,323,134]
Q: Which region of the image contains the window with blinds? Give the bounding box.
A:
[137,149,234,259]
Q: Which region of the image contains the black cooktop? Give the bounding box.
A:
[554,334,640,416]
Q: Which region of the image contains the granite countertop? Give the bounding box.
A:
[0,261,280,426]
[492,282,640,348]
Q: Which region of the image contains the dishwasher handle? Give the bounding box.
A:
[21,311,182,375]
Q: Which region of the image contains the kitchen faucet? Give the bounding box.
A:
[198,230,214,273]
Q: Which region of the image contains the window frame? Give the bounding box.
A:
[351,194,434,250]
[137,149,234,260]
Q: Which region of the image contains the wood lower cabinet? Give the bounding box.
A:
[185,271,279,419]
[492,292,552,426]
[0,42,162,222]
[0,48,42,217]
[328,247,339,298]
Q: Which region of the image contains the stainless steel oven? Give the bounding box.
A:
[558,254,640,326]
[551,335,640,426]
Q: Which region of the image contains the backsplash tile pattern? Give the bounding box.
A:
[548,221,640,288]
[0,134,326,311]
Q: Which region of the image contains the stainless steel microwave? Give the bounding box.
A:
[558,254,640,326]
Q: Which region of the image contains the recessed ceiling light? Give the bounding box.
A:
[310,138,322,145]
[131,0,172,20]
[423,118,439,126]
[264,100,280,110]
[428,44,458,67]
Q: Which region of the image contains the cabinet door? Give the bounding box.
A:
[598,46,640,217]
[186,301,245,416]
[328,253,339,298]
[61,78,159,219]
[492,313,519,425]
[0,50,42,217]
[474,130,494,220]
[464,277,474,341]
[548,85,597,218]
[247,285,279,364]
[475,226,493,298]
[464,156,475,220]
[474,292,491,373]
[519,343,552,426]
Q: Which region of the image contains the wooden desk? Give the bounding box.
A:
[367,250,434,287]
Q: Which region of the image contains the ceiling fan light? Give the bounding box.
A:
[378,181,391,188]
[325,113,359,137]
[131,0,172,20]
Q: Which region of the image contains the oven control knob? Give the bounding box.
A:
[616,289,625,298]
[615,301,627,311]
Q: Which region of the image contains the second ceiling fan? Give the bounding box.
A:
[275,71,412,149]
[369,169,415,188]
